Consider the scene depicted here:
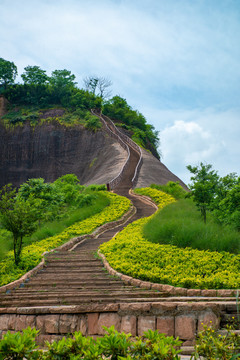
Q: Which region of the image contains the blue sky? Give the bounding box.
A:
[1,0,240,184]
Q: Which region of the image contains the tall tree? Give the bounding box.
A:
[21,65,48,85]
[50,69,76,89]
[0,185,39,265]
[0,58,18,90]
[187,163,219,223]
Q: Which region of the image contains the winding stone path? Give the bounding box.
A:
[0,136,170,308]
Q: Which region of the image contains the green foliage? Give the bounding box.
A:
[0,191,130,286]
[0,185,40,265]
[0,327,183,360]
[85,114,102,132]
[103,95,160,158]
[191,325,240,360]
[150,181,187,200]
[21,65,49,85]
[187,162,219,223]
[188,164,240,230]
[0,327,40,360]
[101,188,240,289]
[0,58,17,90]
[144,198,240,253]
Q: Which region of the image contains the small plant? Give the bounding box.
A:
[0,327,41,360]
[191,325,240,360]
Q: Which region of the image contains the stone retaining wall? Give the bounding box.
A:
[0,301,229,345]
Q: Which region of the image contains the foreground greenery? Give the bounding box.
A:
[0,325,239,360]
[0,186,130,287]
[100,188,240,289]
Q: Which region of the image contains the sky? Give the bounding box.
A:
[1,0,240,185]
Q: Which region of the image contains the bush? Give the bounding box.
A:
[150,181,187,200]
[192,325,240,359]
[0,327,182,360]
[0,327,40,360]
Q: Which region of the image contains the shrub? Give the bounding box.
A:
[150,181,187,200]
[192,325,240,359]
[0,327,41,360]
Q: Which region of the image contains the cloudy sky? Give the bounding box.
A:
[1,0,240,185]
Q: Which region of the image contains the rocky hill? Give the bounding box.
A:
[0,96,187,189]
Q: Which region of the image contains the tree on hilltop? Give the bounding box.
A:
[21,65,49,85]
[0,58,18,90]
[83,76,112,99]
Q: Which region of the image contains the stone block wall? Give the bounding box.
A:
[0,301,226,345]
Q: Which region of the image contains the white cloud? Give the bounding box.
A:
[0,0,240,185]
[156,108,240,184]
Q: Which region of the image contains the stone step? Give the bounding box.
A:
[12,286,133,292]
[24,278,123,285]
[0,290,164,300]
[45,259,101,264]
[0,296,170,307]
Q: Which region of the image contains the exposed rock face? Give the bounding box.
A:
[0,121,127,188]
[136,149,188,190]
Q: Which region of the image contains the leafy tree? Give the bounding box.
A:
[49,69,77,104]
[0,185,40,265]
[187,163,219,223]
[50,69,76,89]
[18,178,63,222]
[21,65,48,85]
[213,174,240,230]
[0,58,18,90]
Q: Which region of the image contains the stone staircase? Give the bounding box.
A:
[0,112,239,353]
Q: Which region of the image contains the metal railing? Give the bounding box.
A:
[91,110,131,189]
[100,114,143,188]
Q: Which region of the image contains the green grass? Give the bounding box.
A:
[0,192,109,260]
[0,229,12,261]
[143,198,240,254]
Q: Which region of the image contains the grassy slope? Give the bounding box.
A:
[100,188,240,289]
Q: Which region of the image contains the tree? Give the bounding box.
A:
[0,58,18,90]
[50,69,76,89]
[0,185,40,265]
[187,163,219,223]
[21,65,48,85]
[49,69,76,104]
[83,76,112,99]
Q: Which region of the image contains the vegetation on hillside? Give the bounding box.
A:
[101,187,240,289]
[0,174,107,265]
[0,58,160,157]
[0,180,130,286]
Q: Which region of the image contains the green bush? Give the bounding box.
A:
[150,181,187,200]
[0,327,182,360]
[192,325,240,359]
[0,327,40,360]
